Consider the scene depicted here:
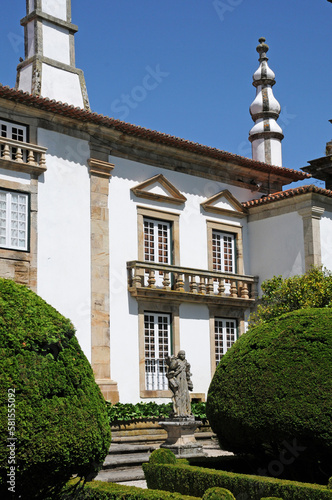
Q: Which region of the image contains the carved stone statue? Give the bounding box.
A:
[166,350,193,418]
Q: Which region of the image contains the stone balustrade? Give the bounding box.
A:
[0,137,47,174]
[127,260,258,304]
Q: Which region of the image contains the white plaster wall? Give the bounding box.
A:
[321,212,332,271]
[28,0,34,14]
[41,64,83,107]
[108,156,254,402]
[18,64,33,94]
[270,138,282,167]
[248,211,305,290]
[179,304,211,395]
[27,22,35,59]
[37,129,91,359]
[42,22,70,65]
[42,0,67,21]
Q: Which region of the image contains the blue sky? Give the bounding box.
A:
[2,1,332,188]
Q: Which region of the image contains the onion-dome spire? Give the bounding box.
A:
[249,37,283,166]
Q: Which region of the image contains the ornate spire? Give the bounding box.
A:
[249,37,283,166]
[16,0,89,109]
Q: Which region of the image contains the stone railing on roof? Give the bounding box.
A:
[127,260,258,305]
[0,137,47,175]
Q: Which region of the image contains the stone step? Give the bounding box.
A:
[103,452,151,469]
[111,430,215,445]
[108,443,157,454]
[96,466,145,483]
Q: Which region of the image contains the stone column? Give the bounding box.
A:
[88,158,119,402]
[298,206,325,271]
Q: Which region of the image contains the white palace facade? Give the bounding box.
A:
[1,0,332,403]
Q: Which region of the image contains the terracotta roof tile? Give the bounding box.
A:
[243,184,332,207]
[0,85,310,181]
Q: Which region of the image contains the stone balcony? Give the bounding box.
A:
[127,260,258,306]
[0,137,47,175]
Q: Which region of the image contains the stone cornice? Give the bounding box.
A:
[20,10,78,33]
[88,158,114,178]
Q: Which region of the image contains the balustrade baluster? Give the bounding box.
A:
[148,269,156,288]
[230,279,238,298]
[218,278,225,296]
[28,150,36,164]
[190,275,198,293]
[241,282,249,299]
[162,271,171,290]
[3,144,10,160]
[133,268,142,288]
[198,276,206,294]
[175,273,184,291]
[206,277,214,295]
[15,148,23,163]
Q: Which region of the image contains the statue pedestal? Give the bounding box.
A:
[159,417,206,457]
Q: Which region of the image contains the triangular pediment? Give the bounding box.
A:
[201,190,247,218]
[131,174,187,204]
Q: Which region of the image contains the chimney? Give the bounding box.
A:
[16,0,90,109]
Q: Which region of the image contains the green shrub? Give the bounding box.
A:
[202,486,235,499]
[143,462,332,499]
[0,279,111,499]
[106,401,207,423]
[207,308,332,482]
[261,497,284,500]
[250,267,332,326]
[149,448,177,465]
[59,478,200,499]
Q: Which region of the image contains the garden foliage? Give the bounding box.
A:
[60,478,200,499]
[206,307,332,482]
[143,462,332,499]
[106,401,207,423]
[0,279,111,499]
[250,267,332,325]
[201,486,235,499]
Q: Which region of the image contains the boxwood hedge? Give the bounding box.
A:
[206,308,332,482]
[0,279,111,499]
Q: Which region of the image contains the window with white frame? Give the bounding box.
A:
[0,119,27,161]
[0,190,29,251]
[144,217,171,287]
[212,230,235,273]
[144,312,171,391]
[214,318,237,366]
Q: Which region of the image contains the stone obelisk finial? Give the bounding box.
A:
[249,37,283,166]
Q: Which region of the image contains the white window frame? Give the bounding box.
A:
[0,119,27,142]
[214,318,237,366]
[144,312,172,391]
[0,190,29,251]
[212,230,235,274]
[143,217,171,287]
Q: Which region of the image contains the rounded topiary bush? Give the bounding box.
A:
[261,498,284,500]
[0,279,111,499]
[202,487,235,499]
[207,308,332,481]
[149,448,177,465]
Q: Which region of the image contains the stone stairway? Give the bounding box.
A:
[95,422,217,484]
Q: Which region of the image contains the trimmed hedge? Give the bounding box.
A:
[59,479,200,499]
[202,487,235,499]
[207,308,332,482]
[0,279,111,499]
[142,462,332,499]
